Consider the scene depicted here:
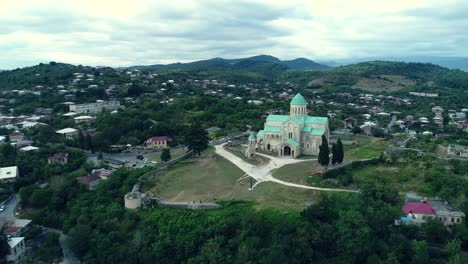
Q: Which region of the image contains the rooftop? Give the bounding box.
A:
[146,136,172,142]
[402,202,435,215]
[7,237,24,249]
[0,166,18,180]
[56,128,78,134]
[290,93,307,105]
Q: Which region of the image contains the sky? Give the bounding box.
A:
[1,0,467,69]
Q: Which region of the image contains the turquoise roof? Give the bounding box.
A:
[291,116,304,125]
[302,126,326,136]
[302,126,312,133]
[266,115,289,122]
[287,138,300,147]
[310,128,325,136]
[257,130,265,138]
[305,116,328,125]
[264,126,281,132]
[249,133,256,140]
[267,115,327,125]
[290,93,307,105]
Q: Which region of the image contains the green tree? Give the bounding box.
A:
[78,130,85,149]
[410,240,430,264]
[445,239,462,264]
[336,139,344,164]
[352,125,361,134]
[184,122,209,155]
[331,143,338,165]
[0,228,10,262]
[160,148,171,162]
[85,133,93,151]
[318,135,329,167]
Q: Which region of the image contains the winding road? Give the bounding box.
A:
[0,194,78,263]
[214,143,358,193]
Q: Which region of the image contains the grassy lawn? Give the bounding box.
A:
[350,163,430,194]
[149,148,187,162]
[142,148,320,211]
[271,135,391,186]
[272,160,321,185]
[231,179,318,211]
[145,149,243,202]
[345,135,391,160]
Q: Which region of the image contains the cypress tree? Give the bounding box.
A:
[318,135,329,167]
[331,143,338,165]
[337,138,344,164]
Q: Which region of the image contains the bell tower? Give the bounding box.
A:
[290,93,307,116]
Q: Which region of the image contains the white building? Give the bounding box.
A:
[0,166,18,183]
[56,128,79,139]
[6,237,25,264]
[69,100,122,114]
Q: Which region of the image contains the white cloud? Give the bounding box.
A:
[0,0,467,68]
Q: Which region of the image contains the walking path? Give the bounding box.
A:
[214,144,358,193]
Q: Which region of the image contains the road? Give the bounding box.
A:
[215,143,358,193]
[0,194,19,221]
[1,194,79,263]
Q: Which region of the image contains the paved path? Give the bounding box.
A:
[215,144,358,193]
[43,228,79,264]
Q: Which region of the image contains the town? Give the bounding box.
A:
[1,1,468,263]
[0,58,465,263]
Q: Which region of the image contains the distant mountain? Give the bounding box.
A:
[328,56,468,70]
[282,58,328,70]
[128,55,330,71]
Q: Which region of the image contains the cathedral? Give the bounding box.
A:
[247,93,329,158]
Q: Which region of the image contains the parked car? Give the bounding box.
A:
[136,155,144,160]
[0,205,5,212]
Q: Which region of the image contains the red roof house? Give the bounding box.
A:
[144,136,172,149]
[402,202,436,215]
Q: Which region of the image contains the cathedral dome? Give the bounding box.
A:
[290,93,307,105]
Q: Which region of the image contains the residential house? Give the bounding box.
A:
[3,219,32,237]
[18,146,39,152]
[73,115,94,124]
[359,121,377,136]
[48,152,69,165]
[77,168,115,190]
[144,136,172,150]
[401,197,465,226]
[447,144,468,158]
[56,128,79,139]
[0,166,18,183]
[8,131,24,142]
[77,173,102,191]
[15,140,33,149]
[6,237,26,264]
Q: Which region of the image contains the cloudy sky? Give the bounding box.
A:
[1,0,467,69]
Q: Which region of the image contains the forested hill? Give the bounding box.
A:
[128,55,330,71]
[333,61,468,89]
[1,60,468,92]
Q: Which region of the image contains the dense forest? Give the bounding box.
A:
[21,169,468,263]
